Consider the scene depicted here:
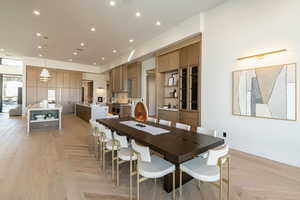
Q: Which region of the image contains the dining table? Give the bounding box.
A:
[97,117,224,192]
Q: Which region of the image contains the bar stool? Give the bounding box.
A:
[180,145,230,200]
[176,122,191,131]
[89,120,102,160]
[131,140,176,200]
[101,128,115,176]
[112,132,137,200]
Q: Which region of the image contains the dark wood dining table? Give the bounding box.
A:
[97,117,224,192]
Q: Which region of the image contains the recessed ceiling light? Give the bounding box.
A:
[80,42,85,47]
[68,59,73,62]
[156,21,161,26]
[38,54,43,57]
[36,32,42,37]
[37,45,42,49]
[0,48,4,52]
[129,39,134,43]
[135,12,141,17]
[90,27,96,32]
[93,62,97,65]
[109,1,116,7]
[113,49,117,53]
[73,52,78,55]
[101,57,105,60]
[33,10,40,15]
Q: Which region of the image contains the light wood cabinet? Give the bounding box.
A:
[26,66,82,114]
[157,51,179,73]
[180,42,200,67]
[179,111,199,131]
[127,62,141,98]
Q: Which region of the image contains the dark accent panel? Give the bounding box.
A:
[0,74,3,112]
[17,87,22,105]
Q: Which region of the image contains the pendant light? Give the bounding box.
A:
[40,37,51,82]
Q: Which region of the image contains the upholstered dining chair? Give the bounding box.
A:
[101,128,116,177]
[131,140,176,200]
[196,127,218,158]
[112,132,137,200]
[180,145,230,200]
[176,122,191,131]
[159,119,172,127]
[147,117,158,123]
[197,126,217,137]
[89,120,102,159]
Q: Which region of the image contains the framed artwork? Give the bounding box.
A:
[232,63,297,121]
[98,96,103,103]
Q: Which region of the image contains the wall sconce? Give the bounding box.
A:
[237,49,287,61]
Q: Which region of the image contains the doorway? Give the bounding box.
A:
[0,74,23,114]
[146,69,156,116]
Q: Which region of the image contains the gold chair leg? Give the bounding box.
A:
[220,165,223,200]
[103,148,106,171]
[112,149,114,180]
[137,171,140,200]
[227,158,230,200]
[180,169,182,197]
[172,171,175,200]
[116,151,119,186]
[198,180,201,190]
[130,159,132,200]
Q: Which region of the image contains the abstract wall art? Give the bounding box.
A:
[232,63,297,120]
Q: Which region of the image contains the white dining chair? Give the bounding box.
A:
[147,117,158,123]
[131,140,176,200]
[176,122,191,131]
[112,133,137,200]
[180,145,230,200]
[197,126,217,137]
[159,119,171,127]
[101,128,116,178]
[89,120,102,159]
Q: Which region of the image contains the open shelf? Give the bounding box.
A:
[164,85,178,88]
[30,118,59,123]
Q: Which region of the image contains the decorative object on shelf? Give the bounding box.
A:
[232,63,297,121]
[237,49,287,60]
[168,76,174,86]
[97,96,103,103]
[134,101,148,122]
[35,114,45,120]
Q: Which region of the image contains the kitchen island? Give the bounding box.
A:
[27,104,63,135]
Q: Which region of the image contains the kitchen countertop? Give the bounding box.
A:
[158,107,179,112]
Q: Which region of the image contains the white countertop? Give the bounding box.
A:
[27,104,63,111]
[158,107,179,112]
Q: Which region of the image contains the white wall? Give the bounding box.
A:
[82,72,109,104]
[202,0,300,167]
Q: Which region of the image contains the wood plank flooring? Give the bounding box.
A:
[0,115,299,200]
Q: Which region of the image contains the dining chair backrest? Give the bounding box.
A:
[103,128,113,140]
[176,122,191,131]
[89,120,97,129]
[96,123,106,132]
[131,140,151,162]
[206,145,229,166]
[147,117,158,123]
[197,127,217,137]
[113,132,128,148]
[159,119,171,127]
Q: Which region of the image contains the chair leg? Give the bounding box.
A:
[220,165,223,200]
[227,158,230,200]
[129,159,132,200]
[103,148,106,171]
[198,180,201,190]
[116,152,119,186]
[112,149,114,180]
[137,170,140,200]
[99,141,102,168]
[180,169,182,197]
[172,171,175,200]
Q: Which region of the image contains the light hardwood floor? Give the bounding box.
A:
[0,115,299,200]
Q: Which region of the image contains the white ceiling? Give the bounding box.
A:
[0,0,225,67]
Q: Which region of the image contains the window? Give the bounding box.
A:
[1,58,23,67]
[48,89,56,102]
